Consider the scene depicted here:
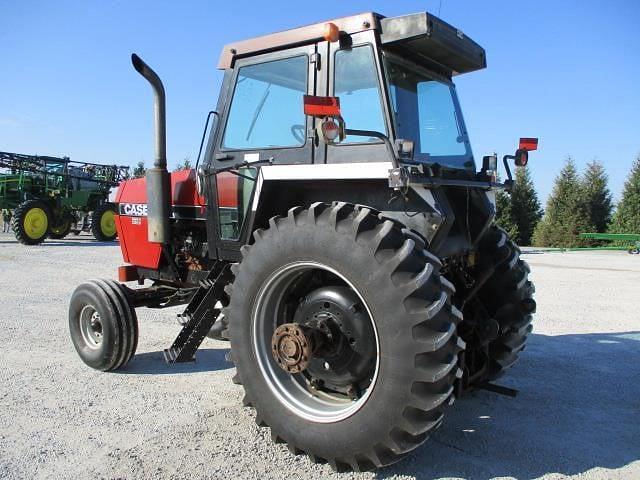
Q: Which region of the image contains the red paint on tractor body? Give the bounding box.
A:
[114,169,211,270]
[216,172,239,208]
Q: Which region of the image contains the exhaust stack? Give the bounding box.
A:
[131,53,171,244]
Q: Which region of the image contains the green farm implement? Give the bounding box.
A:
[580,233,640,254]
[0,151,129,244]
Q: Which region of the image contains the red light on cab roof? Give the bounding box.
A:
[303,95,341,117]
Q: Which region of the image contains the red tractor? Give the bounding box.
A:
[69,11,536,471]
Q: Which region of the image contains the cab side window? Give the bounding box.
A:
[222,55,308,150]
[334,45,386,142]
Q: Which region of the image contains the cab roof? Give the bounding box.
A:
[217,11,486,76]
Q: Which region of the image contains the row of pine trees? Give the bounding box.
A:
[496,155,640,247]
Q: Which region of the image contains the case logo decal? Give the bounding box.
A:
[118,203,148,217]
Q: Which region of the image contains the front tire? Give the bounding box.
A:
[226,203,464,471]
[470,227,536,382]
[12,200,52,245]
[69,279,138,371]
[92,203,117,241]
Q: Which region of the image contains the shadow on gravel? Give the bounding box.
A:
[378,331,640,480]
[115,348,232,375]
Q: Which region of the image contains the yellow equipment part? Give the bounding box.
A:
[23,207,48,239]
[99,209,116,237]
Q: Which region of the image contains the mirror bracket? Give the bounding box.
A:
[394,139,415,162]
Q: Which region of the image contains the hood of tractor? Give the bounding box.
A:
[113,169,240,270]
[114,169,205,269]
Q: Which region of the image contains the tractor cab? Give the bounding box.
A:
[209,12,484,173]
[194,12,506,261]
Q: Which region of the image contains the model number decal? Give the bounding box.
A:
[118,203,148,217]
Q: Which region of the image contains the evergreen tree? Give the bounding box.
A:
[510,166,543,245]
[611,155,640,233]
[132,161,146,178]
[174,157,192,171]
[494,186,518,239]
[533,157,593,247]
[582,159,613,233]
[493,167,542,245]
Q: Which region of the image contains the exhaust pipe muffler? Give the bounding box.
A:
[131,53,171,244]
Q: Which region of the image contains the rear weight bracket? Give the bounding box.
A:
[477,382,519,397]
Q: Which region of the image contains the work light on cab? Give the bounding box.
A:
[303,94,346,144]
[321,118,341,142]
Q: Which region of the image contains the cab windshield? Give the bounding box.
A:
[384,54,475,170]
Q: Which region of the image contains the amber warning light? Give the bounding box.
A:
[323,22,340,42]
[303,95,341,117]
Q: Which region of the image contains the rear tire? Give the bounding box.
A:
[226,203,464,471]
[12,200,52,245]
[92,203,117,241]
[69,279,138,371]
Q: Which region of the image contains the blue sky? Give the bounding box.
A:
[2,0,639,203]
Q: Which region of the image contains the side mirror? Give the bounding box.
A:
[514,137,538,167]
[502,138,538,190]
[514,149,528,167]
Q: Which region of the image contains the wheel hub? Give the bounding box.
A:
[271,323,318,373]
[294,287,376,389]
[24,208,48,239]
[79,306,103,349]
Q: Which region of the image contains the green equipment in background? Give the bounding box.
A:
[580,233,640,254]
[0,151,129,245]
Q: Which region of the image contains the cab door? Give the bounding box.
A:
[324,30,393,164]
[207,44,318,259]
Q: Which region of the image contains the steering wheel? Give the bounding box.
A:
[290,124,306,144]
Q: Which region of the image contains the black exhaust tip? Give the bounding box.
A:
[131,53,145,74]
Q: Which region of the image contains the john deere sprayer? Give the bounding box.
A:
[0,151,129,244]
[67,11,538,471]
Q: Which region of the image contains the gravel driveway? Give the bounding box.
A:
[0,232,638,479]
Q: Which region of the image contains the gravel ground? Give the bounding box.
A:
[0,232,638,479]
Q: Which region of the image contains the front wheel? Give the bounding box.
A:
[92,203,117,241]
[69,279,138,371]
[12,199,52,245]
[226,203,464,471]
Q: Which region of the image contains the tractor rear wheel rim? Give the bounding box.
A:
[79,305,103,349]
[24,208,48,239]
[251,261,379,423]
